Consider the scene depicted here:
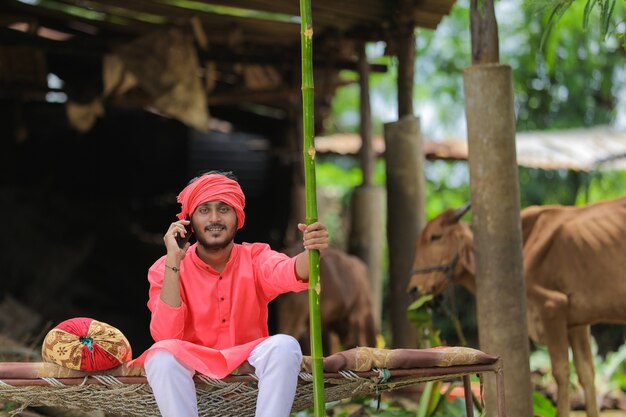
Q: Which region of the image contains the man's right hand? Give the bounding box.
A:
[164,219,192,258]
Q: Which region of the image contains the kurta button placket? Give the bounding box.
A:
[217,276,227,325]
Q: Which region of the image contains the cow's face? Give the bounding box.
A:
[407,204,475,300]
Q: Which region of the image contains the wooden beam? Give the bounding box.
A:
[0,27,388,77]
[105,78,353,108]
[1,11,134,44]
[207,80,353,106]
[52,0,169,26]
[54,0,307,49]
[412,10,446,30]
[198,47,388,73]
[4,0,151,36]
[0,26,105,57]
[198,0,388,22]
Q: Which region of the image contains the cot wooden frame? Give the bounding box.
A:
[0,359,506,417]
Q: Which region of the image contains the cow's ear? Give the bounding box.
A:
[442,203,471,225]
[460,244,475,275]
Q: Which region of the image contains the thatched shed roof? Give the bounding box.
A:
[1,0,457,132]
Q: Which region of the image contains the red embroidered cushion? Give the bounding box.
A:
[42,317,132,371]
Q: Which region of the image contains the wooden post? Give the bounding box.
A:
[397,27,415,117]
[348,188,384,330]
[469,0,500,65]
[348,42,384,329]
[464,1,533,415]
[384,115,424,348]
[358,42,374,186]
[384,20,426,348]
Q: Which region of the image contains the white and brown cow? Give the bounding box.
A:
[407,197,626,417]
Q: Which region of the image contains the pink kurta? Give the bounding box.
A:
[129,242,308,378]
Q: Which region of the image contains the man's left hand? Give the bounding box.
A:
[298,222,329,257]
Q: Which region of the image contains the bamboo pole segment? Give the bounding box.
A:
[299,0,325,415]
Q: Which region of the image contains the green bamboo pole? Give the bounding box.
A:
[299,0,325,415]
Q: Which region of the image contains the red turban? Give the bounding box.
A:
[176,174,246,229]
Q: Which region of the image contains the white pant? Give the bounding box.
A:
[145,335,303,417]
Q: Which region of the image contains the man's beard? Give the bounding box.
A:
[195,223,237,250]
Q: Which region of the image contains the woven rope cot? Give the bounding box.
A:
[0,347,506,417]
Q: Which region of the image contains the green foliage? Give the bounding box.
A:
[526,0,624,48]
[328,71,361,134]
[407,295,441,348]
[316,158,471,223]
[423,161,471,220]
[577,170,626,203]
[532,391,557,417]
[519,168,589,206]
[413,4,471,137]
[513,0,624,130]
[324,0,625,138]
[315,159,365,188]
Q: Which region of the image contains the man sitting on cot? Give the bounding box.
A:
[129,170,329,417]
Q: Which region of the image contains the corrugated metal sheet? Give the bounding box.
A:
[515,126,626,171]
[316,126,626,171]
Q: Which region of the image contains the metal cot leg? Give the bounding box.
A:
[463,374,474,417]
[495,362,507,417]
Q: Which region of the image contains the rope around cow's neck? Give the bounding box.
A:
[410,253,460,283]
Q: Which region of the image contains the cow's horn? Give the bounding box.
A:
[451,202,471,222]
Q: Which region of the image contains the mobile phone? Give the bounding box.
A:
[176,217,193,248]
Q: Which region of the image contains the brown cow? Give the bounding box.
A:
[407,197,626,417]
[275,245,378,355]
